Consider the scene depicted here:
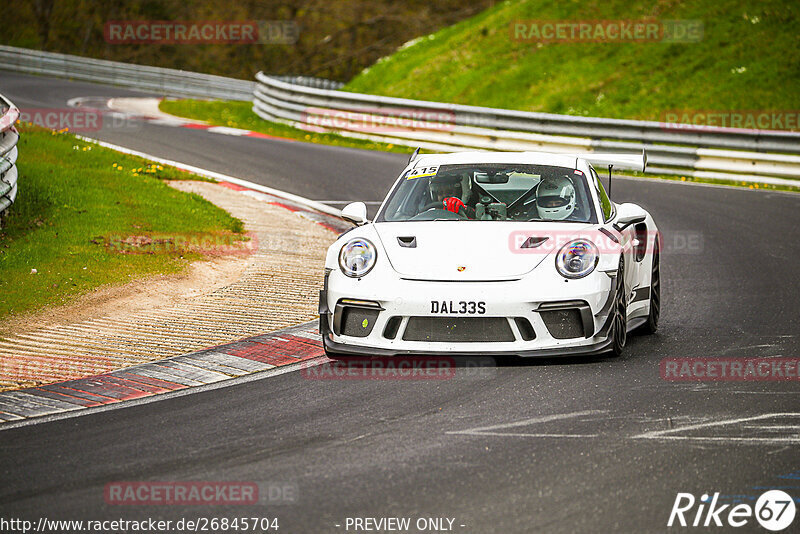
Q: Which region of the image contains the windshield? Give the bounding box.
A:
[377,163,597,223]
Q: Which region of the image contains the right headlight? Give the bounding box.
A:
[555,239,598,279]
[339,238,377,278]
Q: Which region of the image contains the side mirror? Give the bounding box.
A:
[613,203,646,231]
[341,201,368,225]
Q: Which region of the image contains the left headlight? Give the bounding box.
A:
[555,239,598,279]
[339,238,377,278]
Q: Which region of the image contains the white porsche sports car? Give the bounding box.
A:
[319,150,660,358]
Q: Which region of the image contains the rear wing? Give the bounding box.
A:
[581,149,647,173]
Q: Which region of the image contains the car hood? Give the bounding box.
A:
[373,221,595,281]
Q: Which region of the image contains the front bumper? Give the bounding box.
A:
[320,268,618,358]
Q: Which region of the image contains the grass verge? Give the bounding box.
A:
[0,123,246,321]
[616,170,799,193]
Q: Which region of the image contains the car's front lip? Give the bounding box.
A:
[320,268,618,357]
[319,312,613,358]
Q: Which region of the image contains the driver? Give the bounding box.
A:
[428,174,475,218]
[535,175,577,220]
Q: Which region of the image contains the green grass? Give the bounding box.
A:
[0,124,246,322]
[616,170,800,193]
[344,0,800,121]
[159,99,413,154]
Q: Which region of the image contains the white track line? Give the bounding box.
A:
[632,413,800,444]
[634,413,800,437]
[446,409,606,437]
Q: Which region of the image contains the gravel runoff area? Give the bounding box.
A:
[0,181,341,391]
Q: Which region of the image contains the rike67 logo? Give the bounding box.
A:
[668,490,796,531]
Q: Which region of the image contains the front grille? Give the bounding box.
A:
[402,317,514,343]
[382,316,402,339]
[539,309,584,339]
[514,317,536,341]
[340,307,379,337]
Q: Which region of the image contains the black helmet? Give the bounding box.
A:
[429,174,466,201]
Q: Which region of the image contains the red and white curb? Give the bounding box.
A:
[68,95,298,143]
[216,181,350,234]
[0,321,324,426]
[163,121,296,142]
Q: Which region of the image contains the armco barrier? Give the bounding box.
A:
[253,72,800,184]
[0,45,254,100]
[0,46,342,100]
[0,93,20,217]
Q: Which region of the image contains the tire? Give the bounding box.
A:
[638,241,661,335]
[609,257,627,356]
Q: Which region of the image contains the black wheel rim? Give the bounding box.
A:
[651,247,660,324]
[614,261,626,349]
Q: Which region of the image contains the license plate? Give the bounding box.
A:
[430,300,486,315]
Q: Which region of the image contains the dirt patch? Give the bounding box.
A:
[0,255,248,337]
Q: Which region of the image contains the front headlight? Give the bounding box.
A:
[339,238,377,278]
[555,239,598,279]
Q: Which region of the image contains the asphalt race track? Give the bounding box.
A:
[1,72,799,533]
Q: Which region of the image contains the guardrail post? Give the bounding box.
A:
[0,94,20,222]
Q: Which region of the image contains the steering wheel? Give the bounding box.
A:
[418,201,467,219]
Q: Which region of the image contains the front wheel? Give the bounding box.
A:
[609,257,627,356]
[638,241,660,335]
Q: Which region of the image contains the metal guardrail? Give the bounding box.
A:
[0,46,345,98]
[253,72,800,185]
[0,93,20,218]
[0,45,255,100]
[270,76,344,91]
